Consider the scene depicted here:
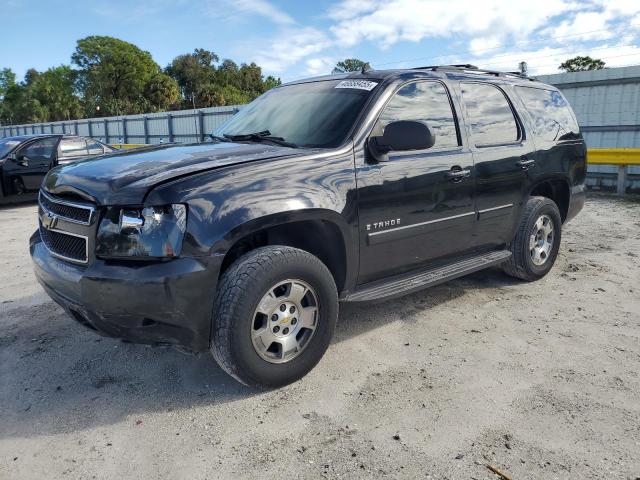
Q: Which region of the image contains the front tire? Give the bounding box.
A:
[210,246,338,388]
[503,196,562,281]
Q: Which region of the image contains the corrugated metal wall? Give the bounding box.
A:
[0,105,241,145]
[537,66,640,191]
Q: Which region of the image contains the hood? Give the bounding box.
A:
[43,142,306,205]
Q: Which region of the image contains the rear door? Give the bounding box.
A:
[356,79,476,284]
[459,82,536,248]
[514,85,585,197]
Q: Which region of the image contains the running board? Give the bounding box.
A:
[341,250,512,302]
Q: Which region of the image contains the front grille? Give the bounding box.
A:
[39,191,93,224]
[38,190,95,264]
[40,228,88,263]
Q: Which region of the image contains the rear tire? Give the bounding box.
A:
[210,246,338,389]
[503,196,562,281]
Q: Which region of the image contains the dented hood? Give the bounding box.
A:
[43,142,305,205]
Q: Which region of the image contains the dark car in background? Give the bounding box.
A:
[0,134,116,204]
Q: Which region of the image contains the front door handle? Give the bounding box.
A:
[446,167,471,181]
[516,158,535,169]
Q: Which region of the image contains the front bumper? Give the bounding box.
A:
[30,232,222,352]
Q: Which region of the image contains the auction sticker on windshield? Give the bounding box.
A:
[334,80,379,91]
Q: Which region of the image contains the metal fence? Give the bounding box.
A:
[0,105,242,145]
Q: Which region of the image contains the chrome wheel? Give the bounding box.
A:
[529,214,554,266]
[251,279,319,364]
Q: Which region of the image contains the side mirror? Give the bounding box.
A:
[369,120,435,161]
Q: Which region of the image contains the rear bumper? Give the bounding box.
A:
[30,232,222,352]
[565,183,586,223]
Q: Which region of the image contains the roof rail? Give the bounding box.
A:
[415,64,536,81]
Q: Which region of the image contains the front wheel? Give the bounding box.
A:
[210,246,338,388]
[503,196,562,281]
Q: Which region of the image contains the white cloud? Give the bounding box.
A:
[207,0,295,25]
[247,0,640,78]
[252,27,332,72]
[466,43,640,75]
[305,57,338,75]
[231,0,295,25]
[329,0,579,49]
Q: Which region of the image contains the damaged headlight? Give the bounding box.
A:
[96,204,187,259]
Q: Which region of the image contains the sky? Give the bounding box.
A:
[2,0,640,82]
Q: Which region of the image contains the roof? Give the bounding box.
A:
[1,133,69,142]
[284,64,543,87]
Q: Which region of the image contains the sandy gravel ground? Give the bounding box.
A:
[0,194,639,480]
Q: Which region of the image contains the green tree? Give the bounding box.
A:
[72,36,162,116]
[0,68,16,100]
[166,49,219,108]
[30,66,82,121]
[559,56,605,72]
[0,68,17,124]
[1,83,47,123]
[334,58,370,73]
[144,73,180,111]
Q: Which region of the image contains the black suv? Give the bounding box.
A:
[30,65,586,388]
[0,134,116,204]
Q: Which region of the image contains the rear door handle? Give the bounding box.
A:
[446,167,471,181]
[516,158,535,169]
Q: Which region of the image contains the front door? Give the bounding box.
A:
[2,137,58,196]
[356,80,475,284]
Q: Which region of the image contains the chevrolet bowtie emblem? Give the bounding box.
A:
[42,212,58,230]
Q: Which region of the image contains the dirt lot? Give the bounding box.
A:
[0,194,639,480]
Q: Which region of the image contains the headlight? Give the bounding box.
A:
[96,204,187,259]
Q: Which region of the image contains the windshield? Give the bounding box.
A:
[0,138,21,158]
[214,79,378,148]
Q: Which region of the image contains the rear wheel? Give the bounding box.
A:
[210,246,338,388]
[503,196,562,281]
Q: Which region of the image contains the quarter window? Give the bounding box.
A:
[516,86,579,142]
[375,81,459,149]
[86,139,106,155]
[461,83,519,146]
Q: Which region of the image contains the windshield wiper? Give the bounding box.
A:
[223,130,298,148]
[209,134,231,143]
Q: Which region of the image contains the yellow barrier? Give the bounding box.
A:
[110,143,147,150]
[587,148,639,194]
[587,148,640,166]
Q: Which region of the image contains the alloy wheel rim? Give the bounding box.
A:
[529,214,554,266]
[251,279,319,364]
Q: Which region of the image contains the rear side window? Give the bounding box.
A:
[59,138,89,158]
[461,83,519,146]
[516,86,579,142]
[375,81,460,149]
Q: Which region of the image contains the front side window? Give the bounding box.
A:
[516,86,579,142]
[59,138,89,158]
[374,81,459,149]
[214,79,376,148]
[22,138,58,161]
[461,83,519,146]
